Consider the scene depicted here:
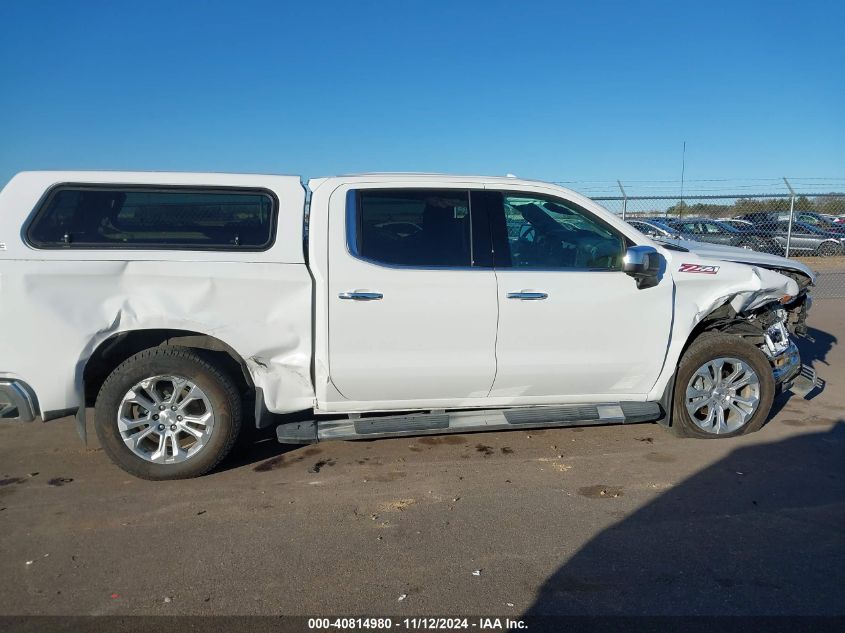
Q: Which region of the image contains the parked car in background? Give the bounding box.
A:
[663,218,781,254]
[738,211,845,235]
[756,220,845,257]
[720,218,755,230]
[820,213,845,225]
[626,218,684,240]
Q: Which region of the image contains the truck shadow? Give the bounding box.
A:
[521,421,845,619]
[798,326,837,367]
[217,411,314,472]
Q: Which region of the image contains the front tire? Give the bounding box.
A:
[671,333,774,439]
[94,347,242,480]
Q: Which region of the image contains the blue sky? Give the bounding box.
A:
[1,0,843,191]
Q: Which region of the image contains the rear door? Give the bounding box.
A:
[487,188,673,399]
[326,186,498,405]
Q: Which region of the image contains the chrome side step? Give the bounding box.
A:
[275,402,662,444]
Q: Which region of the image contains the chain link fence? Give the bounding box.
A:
[585,191,845,299]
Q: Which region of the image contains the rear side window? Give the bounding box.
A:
[27,185,276,250]
[351,189,472,267]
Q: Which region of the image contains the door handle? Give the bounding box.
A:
[338,291,384,301]
[507,291,548,300]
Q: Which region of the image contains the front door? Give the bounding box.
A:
[487,188,673,400]
[327,186,498,405]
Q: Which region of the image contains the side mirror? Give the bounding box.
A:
[623,245,661,289]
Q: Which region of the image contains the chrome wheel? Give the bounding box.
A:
[685,357,761,434]
[117,375,215,464]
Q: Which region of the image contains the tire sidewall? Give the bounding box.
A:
[95,349,240,480]
[672,334,775,439]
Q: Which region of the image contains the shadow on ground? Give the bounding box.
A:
[798,326,838,367]
[216,411,315,472]
[523,422,845,618]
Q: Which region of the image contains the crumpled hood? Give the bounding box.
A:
[658,238,816,284]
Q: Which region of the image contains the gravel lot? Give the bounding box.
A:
[1,301,843,619]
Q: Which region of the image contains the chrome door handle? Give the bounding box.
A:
[338,291,383,301]
[507,291,548,300]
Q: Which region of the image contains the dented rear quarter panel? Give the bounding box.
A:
[0,172,315,418]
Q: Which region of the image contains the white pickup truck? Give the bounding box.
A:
[0,171,816,479]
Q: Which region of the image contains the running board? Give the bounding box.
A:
[275,402,662,444]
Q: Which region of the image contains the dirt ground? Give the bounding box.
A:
[794,255,845,270]
[0,301,843,619]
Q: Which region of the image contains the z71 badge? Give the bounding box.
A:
[679,263,719,274]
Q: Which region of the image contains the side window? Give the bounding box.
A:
[352,189,472,267]
[27,186,276,250]
[496,193,625,270]
[702,222,722,234]
[679,221,701,233]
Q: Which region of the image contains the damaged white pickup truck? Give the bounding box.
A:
[0,171,816,479]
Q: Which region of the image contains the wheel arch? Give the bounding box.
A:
[656,303,751,429]
[82,328,255,409]
[816,238,844,256]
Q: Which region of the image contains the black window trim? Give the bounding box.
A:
[24,182,279,252]
[489,189,632,272]
[345,187,493,271]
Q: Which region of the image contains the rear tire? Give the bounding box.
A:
[816,241,843,257]
[671,333,774,439]
[94,346,242,480]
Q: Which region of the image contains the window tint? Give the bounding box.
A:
[497,193,624,270]
[354,189,472,267]
[27,186,276,249]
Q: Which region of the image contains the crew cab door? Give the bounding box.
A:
[486,188,673,399]
[326,186,498,405]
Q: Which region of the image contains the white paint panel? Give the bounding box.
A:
[325,184,498,402]
[491,270,673,397]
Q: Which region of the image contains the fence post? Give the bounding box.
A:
[783,177,795,258]
[617,180,627,220]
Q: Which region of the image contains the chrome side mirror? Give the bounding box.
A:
[623,245,661,289]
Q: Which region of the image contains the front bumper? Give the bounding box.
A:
[769,341,820,398]
[0,379,38,422]
[771,341,801,386]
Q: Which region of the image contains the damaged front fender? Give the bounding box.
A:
[648,256,808,402]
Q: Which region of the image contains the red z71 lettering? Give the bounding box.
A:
[679,263,719,274]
